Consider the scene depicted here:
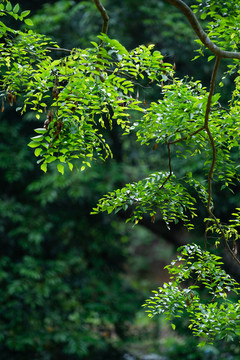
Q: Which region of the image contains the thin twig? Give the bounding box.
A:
[159,142,172,190]
[167,0,240,60]
[47,1,109,53]
[216,102,230,113]
[46,47,72,53]
[168,125,205,145]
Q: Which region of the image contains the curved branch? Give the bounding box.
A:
[94,0,109,35]
[202,56,240,265]
[167,0,240,60]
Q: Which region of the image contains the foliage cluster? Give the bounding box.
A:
[143,244,240,347]
[2,25,173,173]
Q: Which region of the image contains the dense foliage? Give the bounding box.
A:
[1,0,240,357]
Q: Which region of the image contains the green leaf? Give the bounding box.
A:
[34,148,42,157]
[31,135,44,142]
[13,3,19,13]
[34,128,47,134]
[58,156,66,163]
[6,2,12,11]
[28,141,41,148]
[21,10,30,18]
[208,55,215,62]
[200,13,207,20]
[24,18,33,26]
[198,341,206,347]
[68,163,73,171]
[45,156,57,163]
[40,162,47,173]
[57,163,64,175]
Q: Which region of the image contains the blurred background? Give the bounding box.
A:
[1,0,240,359]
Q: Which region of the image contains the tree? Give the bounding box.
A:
[1,0,240,350]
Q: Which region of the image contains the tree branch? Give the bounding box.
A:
[166,0,240,60]
[204,56,221,213]
[46,47,72,53]
[94,0,109,35]
[168,125,205,145]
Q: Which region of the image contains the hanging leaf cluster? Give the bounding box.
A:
[1,17,173,173]
[92,172,197,227]
[143,244,240,346]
